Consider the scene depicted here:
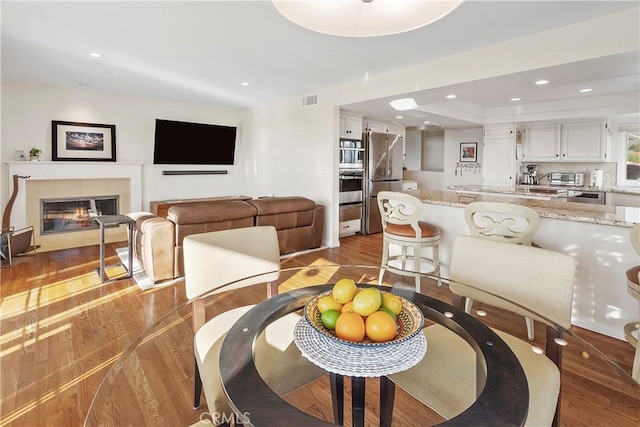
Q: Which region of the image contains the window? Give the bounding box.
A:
[626,131,640,181]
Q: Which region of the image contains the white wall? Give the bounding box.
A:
[444,128,485,188]
[1,80,247,211]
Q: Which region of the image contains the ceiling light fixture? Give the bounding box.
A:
[510,97,521,101]
[271,0,464,37]
[446,94,456,99]
[579,88,592,93]
[89,52,102,58]
[241,82,250,86]
[396,115,403,119]
[423,121,430,124]
[389,97,417,111]
[535,80,549,85]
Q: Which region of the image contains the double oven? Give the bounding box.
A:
[339,139,364,236]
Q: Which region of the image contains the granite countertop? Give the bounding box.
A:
[407,189,639,228]
[609,186,640,195]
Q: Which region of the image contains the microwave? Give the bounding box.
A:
[339,139,364,169]
[549,172,584,186]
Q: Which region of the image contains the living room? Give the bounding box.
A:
[2,5,638,251]
[2,2,639,426]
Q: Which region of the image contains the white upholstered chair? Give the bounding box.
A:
[184,226,323,422]
[390,236,576,427]
[624,223,640,383]
[463,201,541,340]
[377,191,441,292]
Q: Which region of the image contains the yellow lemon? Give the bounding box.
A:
[352,287,382,316]
[317,295,343,313]
[332,278,358,304]
[381,293,403,315]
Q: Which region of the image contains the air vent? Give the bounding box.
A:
[302,94,318,107]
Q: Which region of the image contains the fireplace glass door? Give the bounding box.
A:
[41,196,119,234]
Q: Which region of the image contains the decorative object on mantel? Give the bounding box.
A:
[459,142,478,162]
[29,148,41,161]
[455,162,482,176]
[52,120,116,162]
[14,150,26,161]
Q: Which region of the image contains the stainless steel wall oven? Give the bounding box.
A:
[339,168,363,236]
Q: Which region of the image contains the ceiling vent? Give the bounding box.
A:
[302,94,318,107]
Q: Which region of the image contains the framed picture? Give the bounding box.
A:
[459,142,477,162]
[52,121,116,162]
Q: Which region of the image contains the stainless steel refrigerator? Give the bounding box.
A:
[363,131,404,234]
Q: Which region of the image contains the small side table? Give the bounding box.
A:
[95,215,135,283]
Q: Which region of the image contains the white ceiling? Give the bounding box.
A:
[2,1,639,129]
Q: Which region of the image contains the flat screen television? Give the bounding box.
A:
[153,119,237,165]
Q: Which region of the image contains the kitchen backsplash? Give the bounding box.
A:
[521,162,617,188]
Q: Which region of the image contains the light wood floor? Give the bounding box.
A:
[1,233,638,426]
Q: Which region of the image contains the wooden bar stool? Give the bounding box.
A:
[625,223,640,383]
[377,191,441,293]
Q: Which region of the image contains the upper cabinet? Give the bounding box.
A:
[363,120,404,137]
[522,121,609,162]
[561,122,608,161]
[340,114,363,139]
[482,124,517,187]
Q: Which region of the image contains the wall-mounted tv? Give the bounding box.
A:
[153,119,237,165]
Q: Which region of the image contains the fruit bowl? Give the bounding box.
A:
[304,288,424,347]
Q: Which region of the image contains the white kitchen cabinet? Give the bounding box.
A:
[482,124,517,187]
[363,120,385,133]
[561,122,608,161]
[363,120,404,137]
[522,124,561,161]
[522,121,608,162]
[607,192,640,207]
[340,114,363,139]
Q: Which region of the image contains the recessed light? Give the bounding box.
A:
[579,88,592,93]
[510,97,521,101]
[535,80,548,85]
[89,52,102,58]
[423,121,430,124]
[389,98,417,111]
[446,94,456,99]
[395,116,403,119]
[241,82,250,86]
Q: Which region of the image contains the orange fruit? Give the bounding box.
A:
[341,301,355,313]
[365,311,398,342]
[335,312,365,342]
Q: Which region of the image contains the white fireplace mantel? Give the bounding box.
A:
[5,161,144,229]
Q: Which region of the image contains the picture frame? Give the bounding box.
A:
[459,142,477,162]
[52,121,116,162]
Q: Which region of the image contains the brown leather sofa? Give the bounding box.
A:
[128,196,324,283]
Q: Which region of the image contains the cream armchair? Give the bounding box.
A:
[390,236,576,426]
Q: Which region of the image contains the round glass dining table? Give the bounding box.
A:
[84,264,639,426]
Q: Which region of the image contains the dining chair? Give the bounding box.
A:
[624,223,640,383]
[463,201,541,340]
[377,191,441,292]
[184,226,324,423]
[389,235,576,427]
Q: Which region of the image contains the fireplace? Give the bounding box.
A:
[41,195,119,234]
[6,161,143,252]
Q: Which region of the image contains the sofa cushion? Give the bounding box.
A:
[167,201,257,225]
[249,197,316,230]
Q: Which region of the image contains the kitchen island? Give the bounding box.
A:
[402,189,639,341]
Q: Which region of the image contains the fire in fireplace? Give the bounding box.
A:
[40,195,119,234]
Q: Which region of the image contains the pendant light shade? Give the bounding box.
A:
[271,0,464,37]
